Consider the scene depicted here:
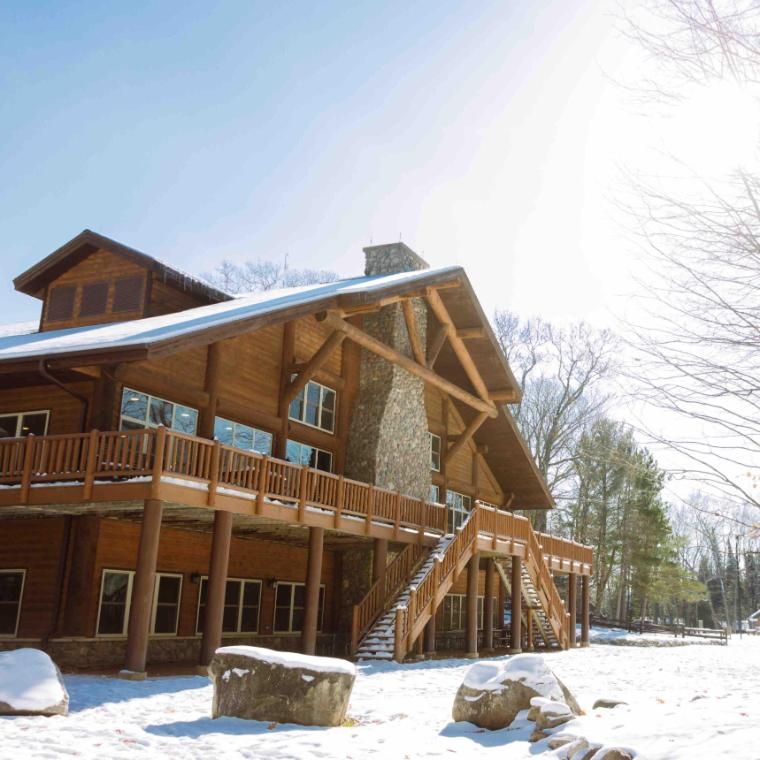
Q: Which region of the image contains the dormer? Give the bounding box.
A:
[14,230,231,331]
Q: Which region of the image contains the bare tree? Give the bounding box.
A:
[621,1,760,516]
[494,311,617,530]
[204,258,339,295]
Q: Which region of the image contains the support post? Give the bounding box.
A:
[424,613,436,656]
[568,572,577,647]
[465,551,479,658]
[510,556,522,654]
[122,498,163,678]
[497,572,506,642]
[581,574,590,647]
[302,527,325,655]
[373,538,388,601]
[483,557,494,651]
[199,510,234,669]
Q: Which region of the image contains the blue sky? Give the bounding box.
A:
[0,1,621,324]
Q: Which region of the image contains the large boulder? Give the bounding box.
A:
[451,654,580,730]
[210,645,356,727]
[0,648,69,716]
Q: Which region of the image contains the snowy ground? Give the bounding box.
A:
[4,635,760,759]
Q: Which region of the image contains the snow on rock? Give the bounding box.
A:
[453,654,580,730]
[0,649,69,716]
[210,646,355,727]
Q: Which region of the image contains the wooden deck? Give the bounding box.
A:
[0,427,592,574]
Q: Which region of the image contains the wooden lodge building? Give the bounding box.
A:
[0,230,592,676]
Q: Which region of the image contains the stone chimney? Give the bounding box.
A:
[344,243,432,501]
[363,242,429,277]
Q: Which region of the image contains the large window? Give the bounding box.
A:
[430,485,441,504]
[0,570,25,636]
[446,490,472,532]
[214,417,273,455]
[0,411,49,438]
[97,569,134,636]
[151,573,183,635]
[273,581,325,633]
[119,388,198,434]
[430,433,441,472]
[438,594,496,632]
[286,440,333,473]
[196,577,262,635]
[288,380,336,433]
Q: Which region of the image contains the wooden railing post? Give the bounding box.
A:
[334,475,344,529]
[298,465,309,522]
[255,456,270,515]
[151,426,167,500]
[208,439,221,507]
[366,488,375,536]
[394,491,401,539]
[394,607,404,661]
[20,434,35,504]
[408,588,417,649]
[83,429,99,501]
[351,606,360,654]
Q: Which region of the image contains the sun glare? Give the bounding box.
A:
[663,81,760,176]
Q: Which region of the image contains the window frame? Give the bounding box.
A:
[438,593,493,632]
[430,484,441,504]
[0,410,50,438]
[150,572,183,637]
[446,489,473,532]
[272,581,325,634]
[119,387,199,435]
[96,568,135,638]
[195,576,263,636]
[430,432,442,472]
[286,439,334,473]
[288,379,337,434]
[213,416,273,456]
[0,569,26,638]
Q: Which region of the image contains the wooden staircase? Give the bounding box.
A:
[352,502,572,662]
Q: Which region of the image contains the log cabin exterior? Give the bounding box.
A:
[0,230,592,675]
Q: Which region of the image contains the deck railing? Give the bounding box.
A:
[0,429,591,573]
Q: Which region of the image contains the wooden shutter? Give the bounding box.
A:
[112,276,145,313]
[79,281,109,317]
[46,285,76,321]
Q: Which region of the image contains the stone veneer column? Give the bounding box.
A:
[339,243,433,629]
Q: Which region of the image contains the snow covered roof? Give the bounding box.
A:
[0,265,463,368]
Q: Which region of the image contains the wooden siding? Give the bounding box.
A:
[41,249,146,331]
[147,277,212,318]
[0,383,91,434]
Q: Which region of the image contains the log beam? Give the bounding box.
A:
[401,300,425,365]
[445,411,489,465]
[320,312,497,418]
[426,324,450,369]
[284,331,346,407]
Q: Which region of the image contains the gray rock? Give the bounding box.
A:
[0,649,69,717]
[595,749,635,760]
[451,654,581,731]
[210,646,355,727]
[548,734,579,750]
[593,698,628,710]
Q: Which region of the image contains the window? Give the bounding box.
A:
[97,570,134,636]
[46,284,76,321]
[437,594,495,632]
[79,281,109,317]
[119,388,198,435]
[446,490,472,532]
[0,570,25,636]
[151,573,182,635]
[196,577,261,635]
[430,485,441,504]
[214,417,273,455]
[288,380,336,433]
[113,276,145,313]
[430,433,441,472]
[273,581,325,633]
[286,440,333,473]
[0,411,49,438]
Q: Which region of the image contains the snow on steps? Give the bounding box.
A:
[357,534,455,661]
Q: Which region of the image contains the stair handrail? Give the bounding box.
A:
[525,525,570,648]
[350,543,427,653]
[394,507,480,660]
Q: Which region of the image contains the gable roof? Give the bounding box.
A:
[2,240,552,509]
[14,229,231,305]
